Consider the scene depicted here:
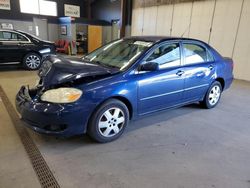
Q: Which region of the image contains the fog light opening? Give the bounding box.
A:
[44,124,67,132]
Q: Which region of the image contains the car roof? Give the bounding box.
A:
[0,29,18,32]
[0,29,25,34]
[125,36,206,44]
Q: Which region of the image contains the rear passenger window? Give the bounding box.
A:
[183,43,213,65]
[2,32,12,40]
[0,31,28,41]
[17,34,28,41]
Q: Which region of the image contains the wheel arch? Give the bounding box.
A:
[111,96,133,120]
[215,77,225,91]
[22,50,42,61]
[96,96,133,120]
[85,95,134,133]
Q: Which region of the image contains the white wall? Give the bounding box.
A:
[209,0,243,57]
[48,23,59,42]
[0,19,36,35]
[131,0,250,81]
[142,6,158,35]
[155,4,174,36]
[171,2,193,37]
[189,0,215,42]
[131,8,144,35]
[0,19,59,42]
[233,0,250,81]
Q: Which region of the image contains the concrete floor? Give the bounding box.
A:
[1,67,250,188]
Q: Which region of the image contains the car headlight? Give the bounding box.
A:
[41,88,82,103]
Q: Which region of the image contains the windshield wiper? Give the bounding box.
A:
[94,61,120,70]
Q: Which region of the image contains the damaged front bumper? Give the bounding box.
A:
[15,86,91,137]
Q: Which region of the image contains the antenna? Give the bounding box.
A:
[181,22,191,38]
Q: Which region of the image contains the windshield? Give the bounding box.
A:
[84,39,153,70]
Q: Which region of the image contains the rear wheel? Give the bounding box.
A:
[201,81,222,109]
[23,53,41,70]
[87,99,129,143]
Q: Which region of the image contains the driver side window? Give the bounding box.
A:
[146,43,181,69]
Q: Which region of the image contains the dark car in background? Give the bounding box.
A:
[16,37,234,143]
[0,29,55,70]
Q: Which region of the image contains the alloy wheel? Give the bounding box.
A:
[25,55,41,69]
[98,107,125,138]
[208,85,221,106]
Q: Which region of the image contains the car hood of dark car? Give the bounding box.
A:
[39,55,118,87]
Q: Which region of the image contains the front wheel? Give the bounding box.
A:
[201,81,222,109]
[87,99,129,143]
[23,53,42,70]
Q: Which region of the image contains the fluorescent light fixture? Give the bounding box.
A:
[39,0,57,16]
[19,0,39,14]
[19,0,57,16]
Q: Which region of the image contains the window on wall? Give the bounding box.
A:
[19,0,57,16]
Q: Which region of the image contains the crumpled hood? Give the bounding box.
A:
[39,55,116,87]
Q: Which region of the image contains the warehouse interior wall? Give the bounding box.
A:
[0,18,59,42]
[131,0,250,81]
[0,0,87,21]
[91,0,121,22]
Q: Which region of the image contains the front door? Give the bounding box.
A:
[137,42,185,115]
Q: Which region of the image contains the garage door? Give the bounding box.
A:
[171,2,193,37]
[209,0,243,57]
[189,0,215,42]
[131,8,144,36]
[232,0,250,81]
[155,4,174,36]
[142,6,158,36]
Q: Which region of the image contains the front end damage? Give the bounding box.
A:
[15,56,116,136]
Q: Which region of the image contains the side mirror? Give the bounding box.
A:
[139,62,159,72]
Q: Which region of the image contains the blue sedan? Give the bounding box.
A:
[16,36,234,143]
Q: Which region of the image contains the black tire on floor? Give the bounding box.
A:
[87,99,129,143]
[23,52,42,70]
[201,81,222,109]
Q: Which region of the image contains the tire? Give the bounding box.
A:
[87,99,129,143]
[23,53,42,70]
[201,81,222,109]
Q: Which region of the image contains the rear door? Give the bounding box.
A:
[0,31,31,63]
[181,42,215,102]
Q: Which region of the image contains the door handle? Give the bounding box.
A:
[208,65,214,70]
[176,70,185,76]
[196,71,205,77]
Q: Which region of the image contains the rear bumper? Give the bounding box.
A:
[224,76,234,91]
[15,86,91,137]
